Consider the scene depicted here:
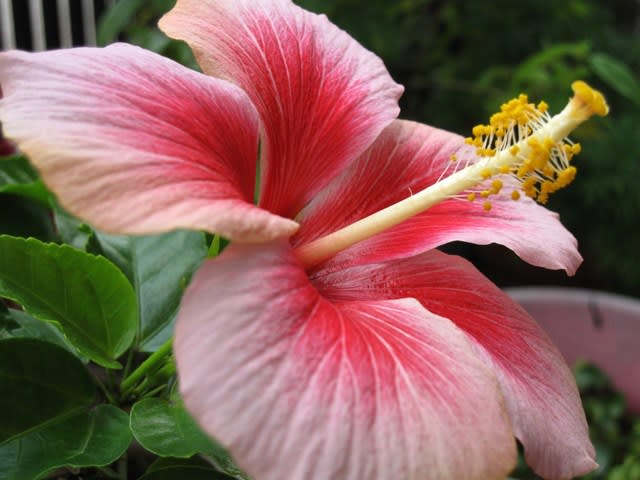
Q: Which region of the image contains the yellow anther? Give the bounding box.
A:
[450,153,458,162]
[540,181,554,194]
[522,176,537,190]
[517,161,533,178]
[472,125,485,137]
[483,201,492,211]
[511,190,521,201]
[571,80,609,117]
[463,82,604,211]
[531,150,550,170]
[467,192,476,202]
[556,166,577,187]
[543,138,555,150]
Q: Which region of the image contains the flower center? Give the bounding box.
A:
[295,81,608,269]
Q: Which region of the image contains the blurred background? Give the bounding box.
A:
[1,1,639,478]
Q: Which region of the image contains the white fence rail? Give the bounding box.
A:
[0,0,115,50]
[0,0,15,49]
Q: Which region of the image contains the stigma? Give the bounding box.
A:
[295,81,608,268]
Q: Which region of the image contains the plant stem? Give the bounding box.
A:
[144,383,169,398]
[122,344,136,380]
[97,466,121,479]
[91,370,117,404]
[208,234,221,257]
[118,453,128,480]
[120,338,173,396]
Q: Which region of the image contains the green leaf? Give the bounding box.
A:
[139,466,232,480]
[66,405,132,467]
[0,405,132,480]
[0,338,94,444]
[96,0,146,46]
[147,456,218,473]
[0,308,79,356]
[131,398,248,479]
[0,236,138,368]
[0,155,35,184]
[590,52,640,107]
[511,42,590,85]
[95,230,207,351]
[0,155,52,205]
[53,207,95,250]
[130,398,215,458]
[0,410,89,480]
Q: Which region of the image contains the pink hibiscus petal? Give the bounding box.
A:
[159,0,403,218]
[176,241,516,480]
[0,44,298,241]
[313,249,597,480]
[295,120,581,274]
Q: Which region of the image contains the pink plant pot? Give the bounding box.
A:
[507,287,640,413]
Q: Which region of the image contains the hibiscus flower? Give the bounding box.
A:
[0,0,607,479]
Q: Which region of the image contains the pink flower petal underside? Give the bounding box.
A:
[295,119,582,274]
[312,249,597,480]
[176,241,516,480]
[0,44,298,241]
[159,0,403,218]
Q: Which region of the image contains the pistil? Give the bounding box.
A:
[295,81,608,269]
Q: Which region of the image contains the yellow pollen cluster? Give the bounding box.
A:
[464,91,584,206]
[571,80,609,118]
